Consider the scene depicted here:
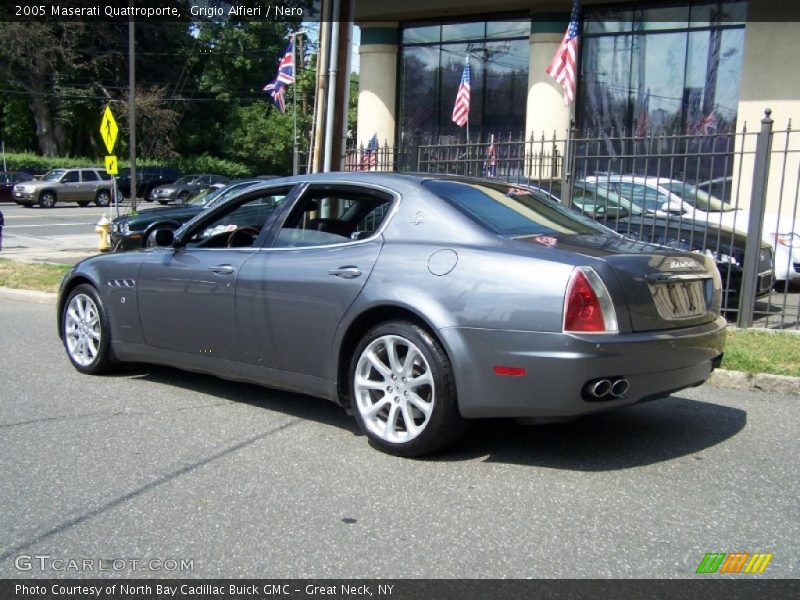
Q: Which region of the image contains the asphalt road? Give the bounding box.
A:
[0,297,797,579]
[0,201,133,264]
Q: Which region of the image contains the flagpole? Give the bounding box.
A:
[292,33,298,175]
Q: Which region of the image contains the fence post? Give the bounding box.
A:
[737,109,774,328]
[562,120,576,209]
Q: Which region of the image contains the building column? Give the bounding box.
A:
[525,14,572,145]
[357,23,398,150]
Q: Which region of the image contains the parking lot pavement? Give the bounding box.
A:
[0,296,797,579]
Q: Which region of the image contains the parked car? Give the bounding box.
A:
[58,173,725,456]
[0,171,34,202]
[13,168,113,208]
[149,174,230,204]
[526,180,774,307]
[111,179,266,251]
[116,166,181,200]
[584,175,800,284]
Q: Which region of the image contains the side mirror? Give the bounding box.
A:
[661,200,686,215]
[153,229,176,247]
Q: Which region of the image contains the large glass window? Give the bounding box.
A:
[398,17,530,161]
[579,1,747,136]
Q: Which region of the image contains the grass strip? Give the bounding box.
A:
[0,258,70,293]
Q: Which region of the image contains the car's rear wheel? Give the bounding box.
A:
[95,190,111,207]
[62,284,114,375]
[38,191,56,208]
[350,321,467,457]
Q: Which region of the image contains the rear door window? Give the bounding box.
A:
[81,170,98,182]
[273,186,394,248]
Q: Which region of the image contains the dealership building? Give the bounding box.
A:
[353,1,798,201]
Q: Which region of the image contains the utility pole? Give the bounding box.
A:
[128,13,137,211]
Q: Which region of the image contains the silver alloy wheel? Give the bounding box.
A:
[354,334,435,444]
[64,293,102,367]
[96,191,111,207]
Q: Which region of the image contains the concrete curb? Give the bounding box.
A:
[0,286,57,305]
[707,369,800,396]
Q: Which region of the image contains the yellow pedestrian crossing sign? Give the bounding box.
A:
[100,105,118,154]
[105,155,118,175]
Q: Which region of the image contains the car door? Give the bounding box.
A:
[80,169,100,199]
[59,170,81,201]
[136,186,295,359]
[235,184,396,379]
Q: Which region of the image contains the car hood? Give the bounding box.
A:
[123,205,203,225]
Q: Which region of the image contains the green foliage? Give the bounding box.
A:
[174,154,252,179]
[1,151,252,179]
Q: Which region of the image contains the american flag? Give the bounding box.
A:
[263,36,295,113]
[451,56,471,127]
[546,0,580,105]
[360,134,379,171]
[484,136,496,178]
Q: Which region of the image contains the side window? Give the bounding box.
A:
[62,171,80,183]
[98,171,111,180]
[273,188,393,248]
[81,170,99,182]
[185,189,290,249]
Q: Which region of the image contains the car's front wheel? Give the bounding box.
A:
[62,284,115,375]
[38,191,56,208]
[350,321,466,457]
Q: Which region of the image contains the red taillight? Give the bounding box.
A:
[563,267,618,334]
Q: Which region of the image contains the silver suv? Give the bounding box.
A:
[13,168,113,208]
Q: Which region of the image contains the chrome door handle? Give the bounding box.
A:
[328,267,362,279]
[209,264,235,275]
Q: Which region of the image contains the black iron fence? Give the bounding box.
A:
[346,112,800,330]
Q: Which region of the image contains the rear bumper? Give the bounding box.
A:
[440,316,726,419]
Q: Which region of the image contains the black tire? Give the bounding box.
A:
[61,283,115,375]
[77,201,90,207]
[349,320,467,457]
[95,190,111,207]
[178,191,189,203]
[38,190,56,208]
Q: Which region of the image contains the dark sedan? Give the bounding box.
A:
[606,216,774,306]
[58,173,725,456]
[0,171,34,202]
[526,181,774,307]
[111,179,266,250]
[149,174,229,204]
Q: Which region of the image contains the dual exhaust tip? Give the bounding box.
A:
[584,377,629,400]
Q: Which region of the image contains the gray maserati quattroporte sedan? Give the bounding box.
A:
[58,173,726,456]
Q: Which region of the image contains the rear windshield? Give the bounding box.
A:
[423,180,612,237]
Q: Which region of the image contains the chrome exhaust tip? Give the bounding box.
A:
[588,379,612,398]
[611,378,630,397]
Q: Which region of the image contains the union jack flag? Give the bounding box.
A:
[452,56,471,128]
[263,37,295,113]
[693,110,717,135]
[546,0,580,105]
